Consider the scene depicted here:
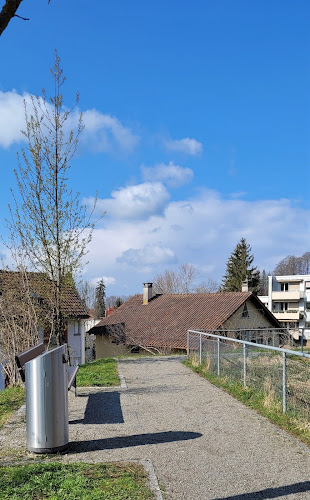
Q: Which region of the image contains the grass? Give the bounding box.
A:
[0,386,25,429]
[76,358,120,387]
[0,462,154,499]
[184,358,310,448]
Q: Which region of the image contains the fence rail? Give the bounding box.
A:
[187,329,310,418]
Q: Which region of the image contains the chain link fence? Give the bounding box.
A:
[187,329,310,418]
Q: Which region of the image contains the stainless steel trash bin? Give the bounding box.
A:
[25,344,69,453]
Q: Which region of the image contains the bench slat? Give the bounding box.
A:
[15,343,45,383]
[15,344,79,396]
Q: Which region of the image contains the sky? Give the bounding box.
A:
[0,0,309,296]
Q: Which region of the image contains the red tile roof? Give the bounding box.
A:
[94,292,280,349]
[0,270,88,318]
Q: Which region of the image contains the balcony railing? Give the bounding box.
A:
[273,310,300,320]
[272,290,305,301]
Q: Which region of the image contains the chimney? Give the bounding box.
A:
[143,283,153,304]
[242,279,249,292]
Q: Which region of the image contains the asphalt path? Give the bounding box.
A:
[1,355,310,499]
[68,356,310,499]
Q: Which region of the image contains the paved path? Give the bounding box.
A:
[1,356,310,499]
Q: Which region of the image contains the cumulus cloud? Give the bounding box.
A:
[0,90,29,147]
[0,90,139,155]
[117,243,176,269]
[82,190,310,295]
[164,137,203,155]
[90,276,116,286]
[141,161,193,188]
[89,182,170,220]
[76,109,139,154]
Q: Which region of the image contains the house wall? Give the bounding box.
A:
[95,335,131,358]
[67,319,85,365]
[264,275,310,340]
[222,299,276,331]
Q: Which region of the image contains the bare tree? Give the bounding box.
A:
[195,277,219,293]
[153,263,218,294]
[78,280,96,309]
[6,51,98,345]
[273,252,310,276]
[0,267,52,385]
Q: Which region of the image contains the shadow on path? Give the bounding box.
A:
[68,430,202,453]
[213,481,310,500]
[70,392,124,425]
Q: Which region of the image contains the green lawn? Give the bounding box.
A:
[0,462,154,499]
[0,387,25,429]
[76,358,120,387]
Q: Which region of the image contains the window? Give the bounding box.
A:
[241,303,249,318]
[281,283,289,291]
[281,302,288,311]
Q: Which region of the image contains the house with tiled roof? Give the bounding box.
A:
[92,283,281,357]
[0,271,89,388]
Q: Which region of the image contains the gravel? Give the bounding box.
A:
[1,355,310,499]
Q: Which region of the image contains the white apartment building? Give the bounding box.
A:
[259,275,310,344]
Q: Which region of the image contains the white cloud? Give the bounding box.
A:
[117,243,176,270]
[90,276,116,286]
[141,161,193,188]
[78,109,139,154]
[82,189,310,296]
[164,137,203,155]
[0,91,28,147]
[89,182,170,220]
[0,90,139,155]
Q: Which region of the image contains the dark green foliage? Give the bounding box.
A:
[93,279,106,318]
[114,297,123,308]
[222,238,260,292]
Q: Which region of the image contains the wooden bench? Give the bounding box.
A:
[15,343,79,396]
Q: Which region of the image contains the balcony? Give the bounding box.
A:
[272,310,300,321]
[271,290,305,301]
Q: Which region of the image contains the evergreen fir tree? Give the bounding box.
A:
[114,297,123,309]
[94,279,106,318]
[222,238,260,292]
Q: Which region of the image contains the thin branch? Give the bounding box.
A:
[0,0,24,37]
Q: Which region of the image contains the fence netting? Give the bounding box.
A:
[188,329,310,419]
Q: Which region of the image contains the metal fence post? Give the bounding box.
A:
[217,337,220,376]
[243,343,246,387]
[187,331,189,357]
[282,352,287,414]
[199,333,202,365]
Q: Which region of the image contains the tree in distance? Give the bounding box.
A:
[153,263,218,294]
[221,238,260,293]
[6,51,98,345]
[94,279,106,318]
[273,252,310,276]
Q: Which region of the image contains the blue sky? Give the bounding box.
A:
[0,0,309,295]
